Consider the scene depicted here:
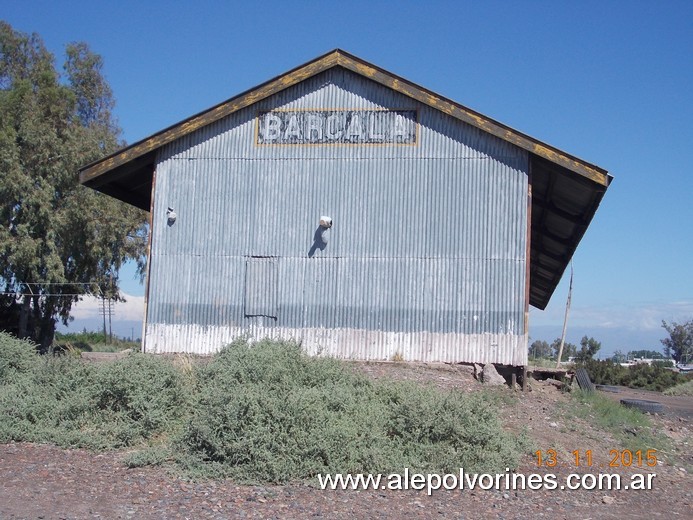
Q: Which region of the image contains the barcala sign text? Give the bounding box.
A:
[256,109,417,145]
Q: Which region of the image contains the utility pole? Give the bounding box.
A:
[99,294,114,343]
[107,273,115,343]
[556,263,573,369]
[101,296,107,337]
[108,297,113,342]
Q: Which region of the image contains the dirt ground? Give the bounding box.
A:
[1,361,691,519]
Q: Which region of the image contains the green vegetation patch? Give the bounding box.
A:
[176,340,529,482]
[0,331,38,383]
[663,380,693,396]
[566,390,668,454]
[581,359,691,392]
[0,333,529,483]
[53,331,140,353]
[0,332,189,449]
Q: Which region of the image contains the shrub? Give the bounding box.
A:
[568,390,665,453]
[93,354,190,445]
[580,359,691,391]
[0,335,529,483]
[380,383,526,473]
[0,349,190,448]
[0,354,100,446]
[175,339,528,482]
[663,380,693,396]
[177,341,397,481]
[0,331,38,383]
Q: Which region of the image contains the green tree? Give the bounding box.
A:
[611,350,627,363]
[528,339,551,359]
[575,336,601,362]
[551,338,577,362]
[0,22,146,352]
[661,320,693,363]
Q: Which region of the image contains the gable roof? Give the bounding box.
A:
[79,49,611,310]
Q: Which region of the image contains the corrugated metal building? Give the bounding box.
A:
[80,50,611,368]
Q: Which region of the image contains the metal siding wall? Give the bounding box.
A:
[151,158,525,260]
[146,68,528,364]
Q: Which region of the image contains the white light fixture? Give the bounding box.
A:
[319,216,333,228]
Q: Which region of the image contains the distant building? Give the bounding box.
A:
[80,50,610,370]
[620,358,656,367]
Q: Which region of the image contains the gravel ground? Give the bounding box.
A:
[1,362,691,519]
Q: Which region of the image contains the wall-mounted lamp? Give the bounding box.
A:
[309,215,333,257]
[167,207,177,225]
[319,216,333,228]
[316,215,332,246]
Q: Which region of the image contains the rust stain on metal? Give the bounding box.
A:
[347,60,378,79]
[531,144,608,186]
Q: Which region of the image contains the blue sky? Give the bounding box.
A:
[4,1,692,354]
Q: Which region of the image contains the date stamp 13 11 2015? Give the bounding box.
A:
[534,449,658,468]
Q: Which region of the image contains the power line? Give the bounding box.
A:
[12,282,106,285]
[0,292,97,297]
[1,281,118,298]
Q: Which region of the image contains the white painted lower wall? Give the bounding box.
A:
[144,323,528,366]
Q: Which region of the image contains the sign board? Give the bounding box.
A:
[256,109,417,145]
